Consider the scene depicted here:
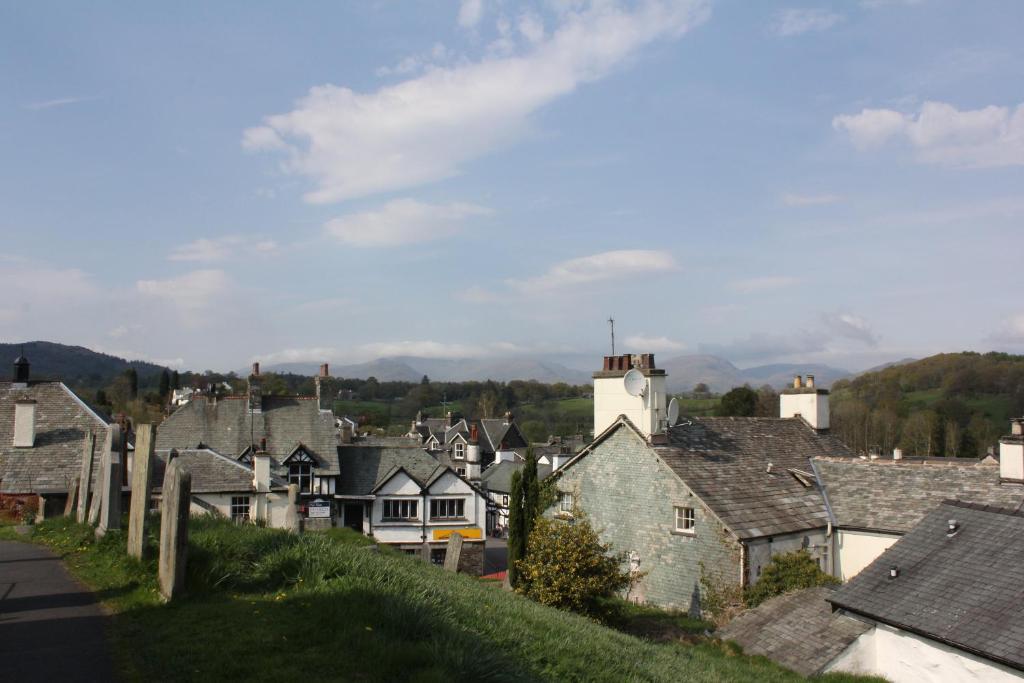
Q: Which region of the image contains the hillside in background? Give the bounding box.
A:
[658,354,851,393]
[829,352,1024,458]
[0,341,168,389]
[267,355,592,384]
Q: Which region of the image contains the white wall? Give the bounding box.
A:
[828,621,1023,683]
[369,470,486,544]
[779,392,829,429]
[189,491,289,527]
[745,529,830,585]
[1000,441,1024,481]
[593,373,667,437]
[834,529,900,581]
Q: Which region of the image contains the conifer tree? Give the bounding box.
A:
[507,470,524,587]
[159,369,171,399]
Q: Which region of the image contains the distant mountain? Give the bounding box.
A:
[658,354,852,393]
[265,356,592,385]
[858,358,917,375]
[0,341,169,388]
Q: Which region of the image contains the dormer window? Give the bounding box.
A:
[453,442,465,460]
[284,447,316,493]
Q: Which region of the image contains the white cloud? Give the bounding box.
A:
[23,96,95,111]
[243,0,710,203]
[729,276,800,293]
[324,198,492,247]
[168,235,279,262]
[833,100,1024,167]
[782,193,842,207]
[376,43,452,78]
[821,312,880,346]
[518,12,546,43]
[357,340,489,359]
[254,347,344,365]
[136,269,232,325]
[700,312,879,361]
[770,8,844,37]
[507,249,677,293]
[624,334,686,352]
[988,314,1024,345]
[458,0,484,29]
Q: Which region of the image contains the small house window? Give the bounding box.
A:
[230,496,250,523]
[430,498,465,520]
[453,442,465,460]
[502,495,509,507]
[456,467,466,477]
[288,463,313,493]
[382,499,418,520]
[674,506,695,533]
[430,548,447,565]
[558,491,574,514]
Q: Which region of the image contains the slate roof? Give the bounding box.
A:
[478,419,528,454]
[480,460,553,494]
[813,456,1024,533]
[828,501,1024,671]
[152,449,288,494]
[653,417,853,539]
[336,445,445,496]
[155,395,339,475]
[0,381,109,494]
[718,586,870,676]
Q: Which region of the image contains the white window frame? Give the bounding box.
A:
[230,496,250,523]
[674,506,695,534]
[453,442,465,460]
[558,491,573,514]
[288,462,313,493]
[430,498,465,520]
[381,499,418,521]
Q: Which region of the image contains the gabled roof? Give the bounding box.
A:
[829,501,1024,671]
[336,445,444,496]
[152,448,287,494]
[718,586,870,677]
[0,381,109,493]
[478,419,527,454]
[155,395,339,475]
[480,460,553,494]
[559,416,852,539]
[812,456,1024,533]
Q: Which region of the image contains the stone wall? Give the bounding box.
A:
[552,427,741,612]
[457,540,485,576]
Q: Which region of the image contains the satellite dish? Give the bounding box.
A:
[667,397,680,427]
[623,369,646,397]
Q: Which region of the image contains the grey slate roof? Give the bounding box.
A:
[654,417,853,539]
[828,501,1024,671]
[813,456,1024,533]
[718,586,870,676]
[155,395,339,474]
[480,460,552,494]
[478,419,528,454]
[336,445,444,496]
[152,449,287,494]
[0,381,109,494]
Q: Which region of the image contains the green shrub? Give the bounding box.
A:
[743,550,839,608]
[516,514,635,617]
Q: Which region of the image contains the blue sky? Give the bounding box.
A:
[2,0,1023,372]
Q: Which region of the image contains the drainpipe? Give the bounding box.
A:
[739,542,747,589]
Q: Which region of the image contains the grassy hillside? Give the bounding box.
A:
[13,518,879,682]
[830,351,1024,457]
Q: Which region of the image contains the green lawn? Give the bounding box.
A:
[16,517,882,682]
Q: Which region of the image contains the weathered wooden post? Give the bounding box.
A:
[127,424,155,559]
[158,458,191,601]
[443,532,464,573]
[284,484,301,534]
[76,430,96,523]
[96,423,124,537]
[63,477,80,517]
[87,427,113,525]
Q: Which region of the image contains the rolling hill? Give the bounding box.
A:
[0,341,169,388]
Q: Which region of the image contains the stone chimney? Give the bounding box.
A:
[248,362,262,413]
[780,372,830,430]
[253,449,272,493]
[13,398,36,447]
[340,423,353,444]
[999,418,1024,484]
[446,411,454,428]
[314,363,329,408]
[503,410,513,426]
[13,351,30,388]
[466,425,481,481]
[592,353,668,438]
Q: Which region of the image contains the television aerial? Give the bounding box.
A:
[623,368,646,397]
[667,397,680,427]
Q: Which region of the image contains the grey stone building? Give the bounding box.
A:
[550,354,853,612]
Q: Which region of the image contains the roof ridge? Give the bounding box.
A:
[942,499,1024,517]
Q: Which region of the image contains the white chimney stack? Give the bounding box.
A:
[779,372,830,430]
[466,425,482,481]
[999,418,1024,484]
[593,354,667,438]
[893,447,903,461]
[13,399,36,448]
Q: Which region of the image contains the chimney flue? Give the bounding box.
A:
[806,374,815,388]
[319,363,329,378]
[793,375,803,389]
[251,362,260,377]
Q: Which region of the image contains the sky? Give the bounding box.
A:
[2,0,1023,373]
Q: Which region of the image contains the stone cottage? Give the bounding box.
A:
[551,354,853,611]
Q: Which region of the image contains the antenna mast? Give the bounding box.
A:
[608,317,616,355]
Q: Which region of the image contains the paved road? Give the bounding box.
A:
[484,538,508,575]
[0,540,116,681]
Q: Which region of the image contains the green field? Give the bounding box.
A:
[16,517,881,682]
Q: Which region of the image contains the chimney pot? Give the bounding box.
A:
[889,565,899,580]
[793,375,803,389]
[806,374,815,388]
[1012,419,1024,436]
[320,363,329,378]
[251,362,260,377]
[893,447,903,461]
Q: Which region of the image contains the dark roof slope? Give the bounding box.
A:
[478,419,527,454]
[152,449,287,493]
[655,417,852,538]
[480,460,553,494]
[155,395,339,474]
[718,586,870,676]
[0,381,109,493]
[813,456,1024,533]
[336,445,443,496]
[829,501,1024,671]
